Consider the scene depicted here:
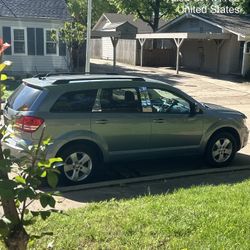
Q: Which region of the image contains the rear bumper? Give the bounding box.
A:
[2,137,28,158]
[2,136,56,159]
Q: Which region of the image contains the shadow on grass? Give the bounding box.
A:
[60,152,250,203]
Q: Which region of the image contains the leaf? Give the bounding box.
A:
[40,193,56,208]
[38,157,63,169]
[0,159,13,173]
[31,211,40,217]
[17,187,36,202]
[3,149,11,158]
[0,180,17,199]
[15,175,26,185]
[40,171,47,178]
[43,137,52,146]
[40,211,51,220]
[47,172,58,189]
[23,218,36,226]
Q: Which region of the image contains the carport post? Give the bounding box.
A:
[139,38,146,67]
[214,39,224,75]
[110,37,119,71]
[174,38,185,74]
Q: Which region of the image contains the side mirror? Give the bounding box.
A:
[190,102,202,115]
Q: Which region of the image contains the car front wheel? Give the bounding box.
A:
[205,132,237,167]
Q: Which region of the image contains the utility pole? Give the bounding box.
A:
[85,0,92,74]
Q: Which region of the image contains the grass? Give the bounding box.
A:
[21,179,250,250]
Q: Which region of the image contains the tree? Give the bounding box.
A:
[108,0,177,32]
[60,0,116,71]
[236,0,250,13]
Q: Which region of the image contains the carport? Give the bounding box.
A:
[91,30,121,70]
[136,32,230,74]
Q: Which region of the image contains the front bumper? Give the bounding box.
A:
[241,126,249,149]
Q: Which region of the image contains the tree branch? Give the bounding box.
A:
[159,11,168,19]
[136,9,154,31]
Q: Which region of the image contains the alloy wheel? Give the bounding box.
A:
[211,138,233,163]
[64,152,93,182]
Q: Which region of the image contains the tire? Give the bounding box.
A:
[205,132,237,167]
[56,143,101,186]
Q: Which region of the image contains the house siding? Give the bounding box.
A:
[0,18,68,74]
[102,37,113,60]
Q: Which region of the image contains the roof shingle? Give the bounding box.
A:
[197,13,250,36]
[0,0,70,20]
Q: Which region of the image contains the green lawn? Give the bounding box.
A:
[23,180,250,250]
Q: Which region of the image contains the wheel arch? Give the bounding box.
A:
[206,127,241,151]
[56,139,104,162]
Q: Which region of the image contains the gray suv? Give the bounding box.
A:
[3,74,249,185]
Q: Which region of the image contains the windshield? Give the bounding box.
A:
[7,83,42,111]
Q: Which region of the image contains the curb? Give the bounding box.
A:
[45,165,250,193]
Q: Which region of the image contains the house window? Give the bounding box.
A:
[46,30,57,55]
[13,29,26,54]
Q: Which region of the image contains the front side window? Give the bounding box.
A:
[13,29,25,54]
[148,88,190,114]
[97,88,141,113]
[46,30,57,55]
[51,89,97,113]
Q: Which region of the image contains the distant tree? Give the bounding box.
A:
[237,0,250,13]
[108,0,178,32]
[60,0,116,71]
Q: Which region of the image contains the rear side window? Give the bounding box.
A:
[7,84,42,111]
[51,89,97,113]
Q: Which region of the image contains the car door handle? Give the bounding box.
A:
[95,119,108,124]
[153,118,165,123]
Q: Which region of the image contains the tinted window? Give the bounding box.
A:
[148,88,190,114]
[51,89,97,113]
[98,88,141,113]
[8,84,42,111]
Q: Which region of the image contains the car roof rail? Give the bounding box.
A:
[33,72,119,79]
[52,77,146,85]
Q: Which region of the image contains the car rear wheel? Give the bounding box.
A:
[57,143,101,186]
[205,132,237,167]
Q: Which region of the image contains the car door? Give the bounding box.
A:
[148,88,204,154]
[91,87,151,159]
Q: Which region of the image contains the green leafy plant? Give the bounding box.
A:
[0,39,62,250]
[0,125,63,250]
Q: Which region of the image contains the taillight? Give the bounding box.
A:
[15,116,44,133]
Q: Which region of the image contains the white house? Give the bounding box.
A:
[0,0,70,75]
